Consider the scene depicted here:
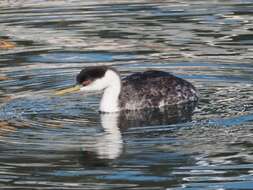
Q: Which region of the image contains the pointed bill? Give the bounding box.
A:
[55,85,81,95]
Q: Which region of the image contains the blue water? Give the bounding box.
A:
[0,0,253,189]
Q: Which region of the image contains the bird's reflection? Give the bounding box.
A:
[80,102,197,165]
[79,112,123,167]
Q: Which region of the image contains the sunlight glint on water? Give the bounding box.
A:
[0,0,253,189]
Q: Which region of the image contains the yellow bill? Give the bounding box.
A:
[55,85,81,95]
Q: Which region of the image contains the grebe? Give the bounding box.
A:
[56,66,198,112]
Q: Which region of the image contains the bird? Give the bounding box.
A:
[56,66,198,112]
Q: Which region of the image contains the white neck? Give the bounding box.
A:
[99,70,121,112]
[80,69,122,112]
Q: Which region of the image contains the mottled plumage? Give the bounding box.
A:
[119,70,198,110]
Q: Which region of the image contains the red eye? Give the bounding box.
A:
[82,80,92,86]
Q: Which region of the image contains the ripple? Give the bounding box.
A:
[0,0,253,189]
[28,51,137,63]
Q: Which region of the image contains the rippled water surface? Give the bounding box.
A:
[0,0,253,189]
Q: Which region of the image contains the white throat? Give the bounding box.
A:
[100,70,121,112]
[80,69,121,112]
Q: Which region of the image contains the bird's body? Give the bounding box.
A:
[57,66,198,112]
[120,70,198,110]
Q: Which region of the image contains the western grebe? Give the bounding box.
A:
[56,66,198,112]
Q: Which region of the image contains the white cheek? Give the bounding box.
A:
[80,84,96,91]
[80,86,86,91]
[80,78,107,92]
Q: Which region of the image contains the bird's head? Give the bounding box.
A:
[55,66,119,95]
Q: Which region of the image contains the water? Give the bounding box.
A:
[0,0,253,189]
